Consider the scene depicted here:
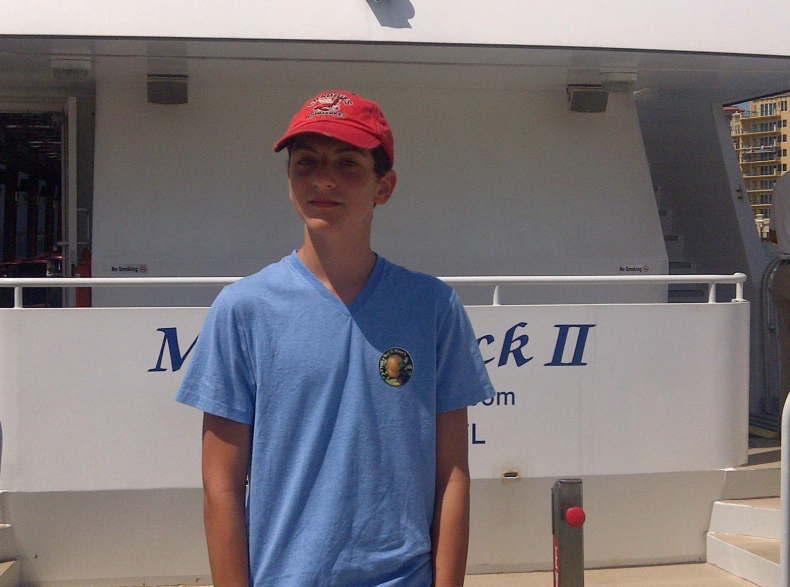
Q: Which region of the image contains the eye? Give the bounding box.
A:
[291,155,317,170]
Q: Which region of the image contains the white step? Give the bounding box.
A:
[707,532,779,587]
[722,455,780,500]
[0,561,18,587]
[709,498,780,539]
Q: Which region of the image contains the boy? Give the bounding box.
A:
[176,90,495,587]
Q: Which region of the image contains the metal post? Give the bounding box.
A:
[552,478,586,587]
[735,273,746,302]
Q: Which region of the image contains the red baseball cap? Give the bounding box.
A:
[273,91,395,165]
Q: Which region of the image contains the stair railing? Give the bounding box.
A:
[762,258,783,415]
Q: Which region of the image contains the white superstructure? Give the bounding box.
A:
[1,1,789,585]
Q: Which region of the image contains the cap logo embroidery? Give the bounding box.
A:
[306,93,353,120]
[379,348,413,387]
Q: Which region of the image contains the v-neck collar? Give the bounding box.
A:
[286,250,384,316]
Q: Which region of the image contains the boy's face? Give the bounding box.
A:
[287,133,396,236]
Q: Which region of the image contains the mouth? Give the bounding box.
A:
[308,200,341,208]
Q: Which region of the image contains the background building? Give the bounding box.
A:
[727,92,790,238]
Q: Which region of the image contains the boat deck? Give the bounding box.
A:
[467,435,780,587]
[466,562,758,586]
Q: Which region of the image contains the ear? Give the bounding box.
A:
[374,170,397,206]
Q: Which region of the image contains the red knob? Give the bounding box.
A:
[565,506,586,528]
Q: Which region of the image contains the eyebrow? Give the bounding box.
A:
[290,142,368,156]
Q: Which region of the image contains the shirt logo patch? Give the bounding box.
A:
[379,348,413,387]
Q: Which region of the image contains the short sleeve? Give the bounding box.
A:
[435,290,496,413]
[175,288,257,424]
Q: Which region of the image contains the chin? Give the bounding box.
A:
[304,218,340,233]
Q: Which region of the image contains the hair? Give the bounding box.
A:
[286,142,393,178]
[371,145,393,178]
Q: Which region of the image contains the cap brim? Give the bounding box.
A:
[273,120,381,153]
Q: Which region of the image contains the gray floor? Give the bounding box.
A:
[465,563,759,586]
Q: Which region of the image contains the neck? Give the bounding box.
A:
[297,228,377,305]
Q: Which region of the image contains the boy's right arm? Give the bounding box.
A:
[202,413,252,587]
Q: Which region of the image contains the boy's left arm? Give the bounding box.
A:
[431,407,471,587]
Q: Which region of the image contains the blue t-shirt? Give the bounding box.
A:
[176,252,495,587]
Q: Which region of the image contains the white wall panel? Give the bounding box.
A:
[0,301,748,492]
[467,303,750,478]
[90,58,666,306]
[0,301,749,582]
[0,472,728,585]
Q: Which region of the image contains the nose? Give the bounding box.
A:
[311,160,336,189]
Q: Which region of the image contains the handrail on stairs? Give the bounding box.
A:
[762,259,782,410]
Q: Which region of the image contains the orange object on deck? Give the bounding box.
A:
[75,248,92,307]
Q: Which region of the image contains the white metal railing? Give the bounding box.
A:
[0,273,747,308]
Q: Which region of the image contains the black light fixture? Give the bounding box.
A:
[147,74,188,105]
[50,55,92,83]
[567,85,608,113]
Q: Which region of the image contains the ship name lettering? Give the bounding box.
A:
[477,323,595,367]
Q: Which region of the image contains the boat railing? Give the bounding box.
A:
[0,273,747,308]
